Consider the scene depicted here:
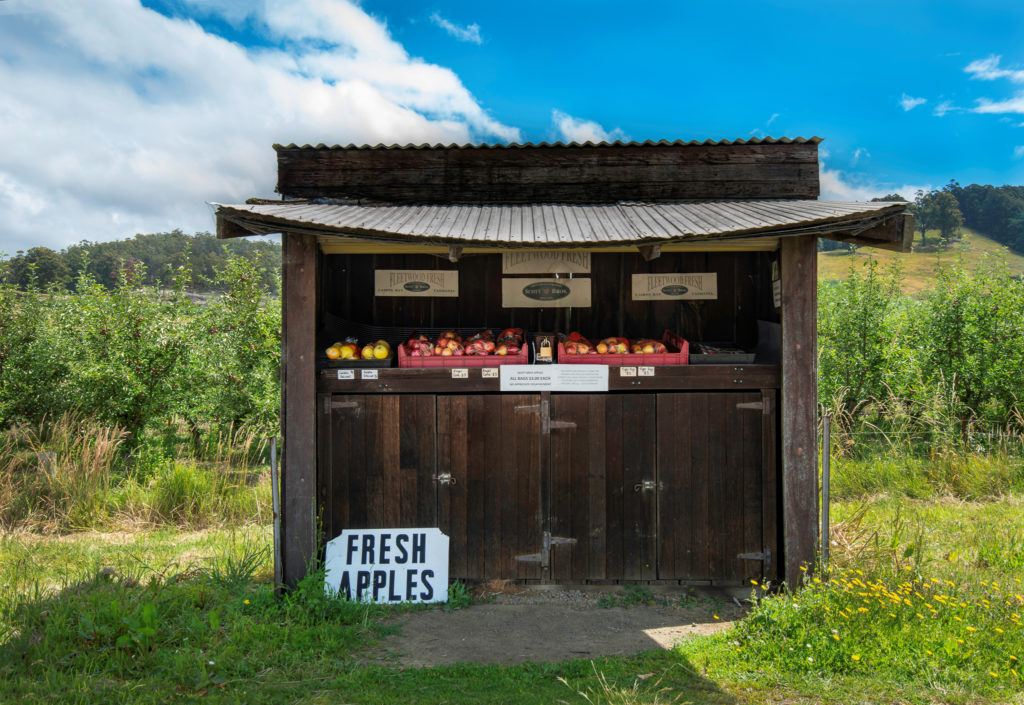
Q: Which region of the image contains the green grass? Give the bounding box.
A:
[0,414,272,532]
[819,227,1024,294]
[4,494,1024,704]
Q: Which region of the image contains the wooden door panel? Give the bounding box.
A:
[322,395,436,541]
[549,394,657,582]
[437,394,542,581]
[657,392,766,581]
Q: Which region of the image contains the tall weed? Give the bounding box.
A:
[0,412,126,530]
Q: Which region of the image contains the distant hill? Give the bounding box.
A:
[818,227,1024,294]
[2,230,280,293]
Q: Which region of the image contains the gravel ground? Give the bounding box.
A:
[366,583,751,668]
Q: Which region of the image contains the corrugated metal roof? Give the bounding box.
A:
[214,199,903,247]
[274,137,823,151]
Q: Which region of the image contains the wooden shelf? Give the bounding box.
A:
[318,364,779,394]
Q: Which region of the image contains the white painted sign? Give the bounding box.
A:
[502,278,591,308]
[502,251,591,274]
[325,528,449,604]
[631,273,718,300]
[375,270,459,297]
[499,364,609,392]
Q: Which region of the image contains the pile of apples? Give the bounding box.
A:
[403,328,524,357]
[325,338,391,360]
[562,331,668,355]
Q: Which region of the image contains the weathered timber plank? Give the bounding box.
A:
[282,232,317,588]
[761,388,779,581]
[436,396,468,578]
[317,365,781,394]
[622,395,657,580]
[604,395,625,580]
[780,236,818,581]
[465,395,487,579]
[740,392,764,580]
[316,393,332,546]
[276,143,820,202]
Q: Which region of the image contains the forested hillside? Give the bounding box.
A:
[819,181,1024,256]
[2,230,280,293]
[946,182,1024,253]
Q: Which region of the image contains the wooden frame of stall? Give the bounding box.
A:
[215,138,911,588]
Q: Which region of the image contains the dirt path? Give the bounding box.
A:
[367,585,749,668]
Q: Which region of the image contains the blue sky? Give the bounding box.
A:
[2,0,1023,252]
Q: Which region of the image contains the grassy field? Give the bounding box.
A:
[3,491,1023,703]
[819,228,1024,293]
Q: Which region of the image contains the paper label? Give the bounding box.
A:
[499,364,608,392]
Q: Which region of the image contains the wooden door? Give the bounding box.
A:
[656,391,776,582]
[317,394,438,543]
[548,394,658,582]
[436,394,543,581]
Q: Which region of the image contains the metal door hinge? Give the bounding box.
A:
[633,480,662,492]
[515,531,577,569]
[514,404,542,414]
[736,400,771,415]
[737,547,772,572]
[432,473,456,486]
[324,398,361,414]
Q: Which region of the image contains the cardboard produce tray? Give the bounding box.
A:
[558,330,689,365]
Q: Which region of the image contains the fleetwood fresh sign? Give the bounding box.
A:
[502,251,591,274]
[324,528,450,604]
[501,278,591,308]
[375,270,459,297]
[631,273,718,300]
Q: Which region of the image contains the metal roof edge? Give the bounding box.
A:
[272,137,824,152]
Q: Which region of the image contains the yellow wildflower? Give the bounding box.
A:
[851,654,861,661]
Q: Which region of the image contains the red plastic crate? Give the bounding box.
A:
[397,342,529,368]
[557,330,689,365]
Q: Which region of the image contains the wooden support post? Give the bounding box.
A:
[281,232,318,587]
[780,235,818,583]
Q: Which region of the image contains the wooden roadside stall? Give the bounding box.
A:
[213,138,912,589]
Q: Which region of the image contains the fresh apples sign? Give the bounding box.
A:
[324,528,450,604]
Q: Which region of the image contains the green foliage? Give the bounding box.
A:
[818,258,910,413]
[818,251,1024,438]
[0,413,270,531]
[916,254,1024,424]
[444,580,474,611]
[598,585,659,608]
[0,251,280,442]
[910,187,965,248]
[947,181,1024,254]
[3,230,281,292]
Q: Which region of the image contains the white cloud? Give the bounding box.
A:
[964,55,1024,83]
[818,158,928,203]
[0,0,519,252]
[972,93,1024,114]
[900,93,926,111]
[851,148,870,166]
[767,113,779,126]
[1014,146,1024,159]
[933,100,960,117]
[429,12,482,44]
[551,110,627,144]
